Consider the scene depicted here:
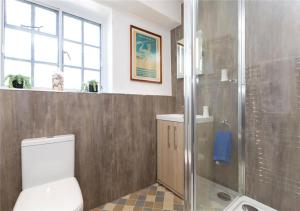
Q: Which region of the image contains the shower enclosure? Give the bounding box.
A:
[184,0,300,211]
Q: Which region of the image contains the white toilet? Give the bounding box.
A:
[14,134,83,211]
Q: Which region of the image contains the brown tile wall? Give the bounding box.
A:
[245,1,300,210]
[0,90,175,211]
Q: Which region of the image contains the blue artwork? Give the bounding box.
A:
[131,26,162,83]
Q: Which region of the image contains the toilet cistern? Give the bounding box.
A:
[13,135,83,211]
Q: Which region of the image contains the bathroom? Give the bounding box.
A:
[0,0,299,211]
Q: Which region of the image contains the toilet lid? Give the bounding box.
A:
[14,177,83,211]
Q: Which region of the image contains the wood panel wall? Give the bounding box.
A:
[0,90,175,211]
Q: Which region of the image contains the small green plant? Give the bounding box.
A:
[88,80,98,92]
[82,80,99,92]
[5,74,31,89]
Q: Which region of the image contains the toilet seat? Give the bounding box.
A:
[14,177,83,211]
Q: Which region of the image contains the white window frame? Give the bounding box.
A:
[0,0,102,90]
[62,12,102,88]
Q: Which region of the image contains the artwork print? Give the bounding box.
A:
[130,25,162,83]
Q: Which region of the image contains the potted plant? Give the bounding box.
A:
[82,80,99,93]
[5,74,31,89]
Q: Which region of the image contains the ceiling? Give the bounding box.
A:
[94,0,182,29]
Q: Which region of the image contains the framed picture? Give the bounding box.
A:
[130,25,162,83]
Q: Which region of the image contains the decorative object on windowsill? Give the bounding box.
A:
[5,74,31,89]
[130,25,162,83]
[52,72,64,91]
[82,80,99,93]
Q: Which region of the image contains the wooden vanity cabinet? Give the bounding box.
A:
[157,120,184,198]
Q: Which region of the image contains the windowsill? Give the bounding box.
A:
[0,87,105,95]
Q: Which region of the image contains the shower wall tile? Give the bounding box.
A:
[245,1,300,210]
[0,90,175,211]
[171,4,184,113]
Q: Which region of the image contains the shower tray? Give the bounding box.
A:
[196,176,240,210]
[196,177,277,211]
[224,196,277,211]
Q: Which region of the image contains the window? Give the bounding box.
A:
[63,14,101,90]
[1,0,101,91]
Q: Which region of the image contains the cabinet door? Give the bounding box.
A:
[157,120,173,186]
[173,122,184,196]
[157,120,164,182]
[165,122,175,189]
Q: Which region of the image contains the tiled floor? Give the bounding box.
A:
[91,184,184,211]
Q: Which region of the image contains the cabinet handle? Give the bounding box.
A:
[167,125,171,148]
[174,126,178,150]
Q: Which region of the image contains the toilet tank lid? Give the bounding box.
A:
[22,134,75,147]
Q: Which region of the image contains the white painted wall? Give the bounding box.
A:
[95,0,181,29]
[110,9,172,96]
[139,0,181,25]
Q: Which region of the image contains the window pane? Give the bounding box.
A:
[4,59,31,81]
[35,7,57,35]
[84,22,100,46]
[34,64,57,88]
[63,67,81,90]
[63,41,82,67]
[84,70,100,83]
[34,35,58,63]
[6,0,31,27]
[84,46,100,69]
[4,28,31,60]
[63,15,82,42]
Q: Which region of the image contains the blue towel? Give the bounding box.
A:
[213,131,232,164]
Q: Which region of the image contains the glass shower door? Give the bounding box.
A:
[193,0,242,210]
[186,1,300,211]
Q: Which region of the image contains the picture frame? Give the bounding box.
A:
[130,25,162,83]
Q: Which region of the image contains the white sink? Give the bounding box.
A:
[156,114,213,123]
[156,114,184,122]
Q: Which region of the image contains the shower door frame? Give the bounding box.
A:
[183,0,246,210]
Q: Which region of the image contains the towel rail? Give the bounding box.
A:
[219,120,231,128]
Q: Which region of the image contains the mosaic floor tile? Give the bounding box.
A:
[91,184,185,211]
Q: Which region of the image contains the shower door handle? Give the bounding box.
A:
[174,126,178,150]
[167,125,171,148]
